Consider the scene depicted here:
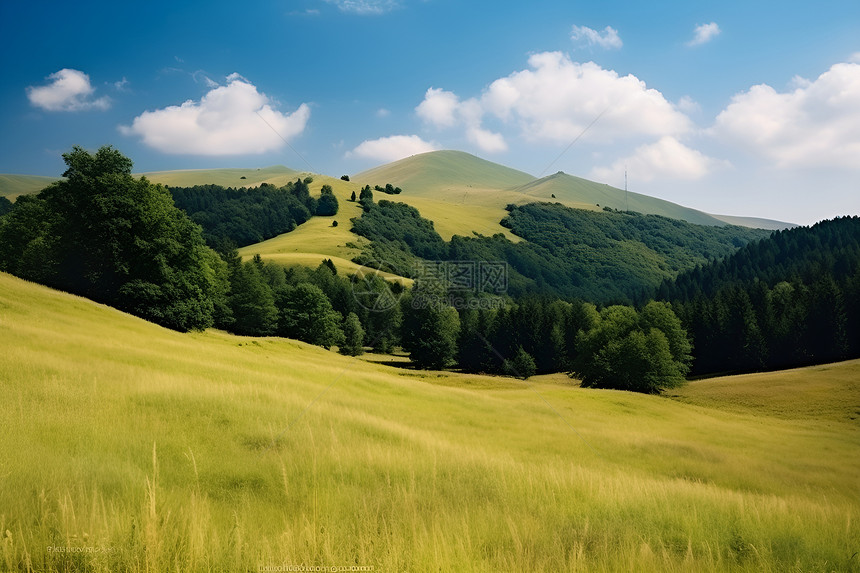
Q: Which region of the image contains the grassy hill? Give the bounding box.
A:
[0,167,302,202]
[354,151,795,236]
[514,171,726,226]
[710,213,799,231]
[0,174,62,200]
[1,271,857,571]
[143,165,302,188]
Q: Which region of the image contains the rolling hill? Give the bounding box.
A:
[354,150,795,234]
[1,270,858,571]
[0,174,63,200]
[2,150,795,277]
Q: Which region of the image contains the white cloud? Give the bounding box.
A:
[711,61,860,169]
[26,69,110,112]
[481,52,692,143]
[348,135,439,162]
[324,0,399,14]
[590,136,724,183]
[414,52,691,155]
[848,52,860,64]
[113,77,130,92]
[466,127,508,153]
[677,96,701,114]
[376,108,391,118]
[416,87,461,128]
[570,25,623,50]
[688,22,720,46]
[416,88,508,153]
[120,75,310,155]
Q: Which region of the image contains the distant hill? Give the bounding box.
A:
[710,213,799,231]
[513,171,726,227]
[0,174,61,200]
[355,149,535,193]
[2,151,795,237]
[142,165,301,188]
[355,150,795,233]
[0,166,302,201]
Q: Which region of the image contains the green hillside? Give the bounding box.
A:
[355,149,536,193]
[143,165,301,188]
[515,171,727,227]
[0,174,61,199]
[353,150,794,238]
[0,166,301,202]
[1,271,857,571]
[710,213,799,230]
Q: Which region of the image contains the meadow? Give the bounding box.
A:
[1,271,858,572]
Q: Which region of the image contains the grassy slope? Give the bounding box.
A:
[1,272,857,572]
[141,165,302,188]
[354,151,795,236]
[0,174,61,200]
[710,214,800,231]
[355,150,538,241]
[515,172,727,227]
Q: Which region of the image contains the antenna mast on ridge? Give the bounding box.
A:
[625,166,629,213]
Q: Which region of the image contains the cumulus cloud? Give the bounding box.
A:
[677,96,701,114]
[590,136,724,182]
[348,134,439,162]
[466,127,508,153]
[416,88,461,128]
[416,87,507,153]
[26,69,110,112]
[481,52,692,143]
[323,0,399,14]
[688,22,720,46]
[120,75,310,155]
[711,61,860,169]
[414,52,691,156]
[570,25,623,50]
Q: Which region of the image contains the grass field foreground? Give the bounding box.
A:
[0,272,858,572]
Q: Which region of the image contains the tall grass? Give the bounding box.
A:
[1,272,858,571]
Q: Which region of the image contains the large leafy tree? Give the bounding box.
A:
[400,290,461,369]
[228,260,278,336]
[315,185,339,216]
[277,282,344,348]
[0,146,221,331]
[573,303,691,393]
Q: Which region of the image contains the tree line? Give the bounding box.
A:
[348,199,769,304]
[658,217,860,375]
[170,178,337,254]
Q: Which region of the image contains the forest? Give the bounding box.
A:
[169,179,336,254]
[350,198,770,303]
[658,216,860,375]
[1,146,857,393]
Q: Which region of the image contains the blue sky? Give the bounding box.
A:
[1,0,859,225]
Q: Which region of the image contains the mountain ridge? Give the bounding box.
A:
[1,150,796,231]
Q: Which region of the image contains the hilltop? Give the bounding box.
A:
[354,150,795,233]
